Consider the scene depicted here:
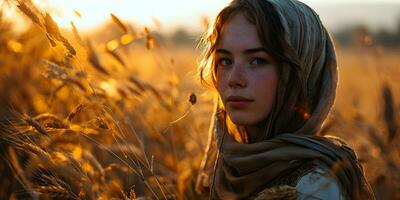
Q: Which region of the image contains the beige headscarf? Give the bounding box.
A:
[196,0,375,199]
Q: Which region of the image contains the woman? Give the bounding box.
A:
[195,0,375,199]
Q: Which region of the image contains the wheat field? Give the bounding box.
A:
[0,1,399,200]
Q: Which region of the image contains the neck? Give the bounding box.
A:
[246,120,268,143]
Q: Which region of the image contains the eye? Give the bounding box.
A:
[250,57,268,65]
[217,58,233,67]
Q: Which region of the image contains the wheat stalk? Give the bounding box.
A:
[44,13,62,41]
[22,114,49,137]
[35,186,75,199]
[67,103,87,123]
[19,142,52,162]
[8,147,40,200]
[86,39,110,75]
[33,113,69,129]
[110,13,128,33]
[144,27,154,49]
[70,21,84,46]
[82,150,105,178]
[16,1,42,26]
[382,83,398,141]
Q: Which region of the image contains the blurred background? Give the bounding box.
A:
[3,0,400,46]
[0,0,399,199]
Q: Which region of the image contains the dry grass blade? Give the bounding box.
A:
[145,84,170,110]
[8,148,40,200]
[33,113,69,129]
[382,84,398,141]
[44,60,68,76]
[87,39,110,75]
[106,47,126,67]
[70,21,84,46]
[38,174,72,192]
[254,185,296,200]
[44,13,62,41]
[66,77,87,92]
[129,188,137,199]
[67,103,87,123]
[60,36,77,56]
[73,10,81,18]
[22,114,49,136]
[127,85,143,96]
[44,13,76,56]
[103,144,142,155]
[82,150,105,178]
[85,117,109,130]
[128,76,146,92]
[46,69,65,82]
[358,122,387,153]
[16,1,42,26]
[19,142,52,162]
[144,27,154,49]
[104,163,130,173]
[110,13,128,34]
[45,33,57,47]
[48,84,66,105]
[122,191,130,200]
[0,120,16,139]
[35,186,74,199]
[118,88,128,98]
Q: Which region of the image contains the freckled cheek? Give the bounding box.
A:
[250,73,278,101]
[252,71,277,86]
[216,72,228,93]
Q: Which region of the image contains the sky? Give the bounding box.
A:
[3,0,400,33]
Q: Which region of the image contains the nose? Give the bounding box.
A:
[228,63,247,88]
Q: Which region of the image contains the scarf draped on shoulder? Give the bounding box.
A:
[196,0,375,199]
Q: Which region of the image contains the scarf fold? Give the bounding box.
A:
[196,0,375,199]
[198,114,375,199]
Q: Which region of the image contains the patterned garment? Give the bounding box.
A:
[252,161,347,200]
[296,164,346,200]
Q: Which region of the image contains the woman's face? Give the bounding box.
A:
[216,13,278,126]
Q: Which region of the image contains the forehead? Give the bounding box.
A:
[217,13,262,50]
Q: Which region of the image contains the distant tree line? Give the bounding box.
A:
[164,21,400,49]
[334,17,400,49]
[91,17,400,49]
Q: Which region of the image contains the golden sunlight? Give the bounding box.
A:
[29,0,231,32]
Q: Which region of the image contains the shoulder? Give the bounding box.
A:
[296,163,346,200]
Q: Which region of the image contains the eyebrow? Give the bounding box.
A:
[216,47,267,55]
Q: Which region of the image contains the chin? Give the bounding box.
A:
[228,112,259,126]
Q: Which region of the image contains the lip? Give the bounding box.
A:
[226,96,253,109]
